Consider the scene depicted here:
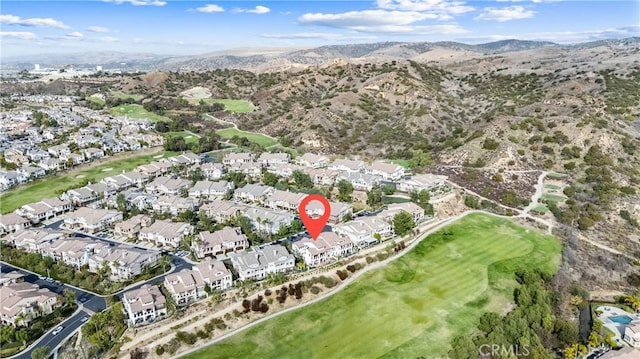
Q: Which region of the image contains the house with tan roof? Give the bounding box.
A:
[293,232,354,267]
[188,180,234,199]
[328,159,365,173]
[139,220,193,248]
[9,228,68,252]
[122,285,166,327]
[364,161,405,181]
[265,190,306,212]
[88,246,160,281]
[145,176,191,196]
[0,213,31,235]
[222,152,254,165]
[199,200,245,223]
[234,183,274,204]
[228,244,295,281]
[163,259,232,305]
[114,214,153,239]
[242,206,295,234]
[16,197,73,224]
[63,207,123,233]
[306,200,353,224]
[295,153,329,168]
[0,281,59,326]
[380,202,426,224]
[306,168,341,186]
[258,152,290,166]
[336,171,382,191]
[136,161,172,178]
[151,195,197,216]
[333,215,393,245]
[192,227,249,259]
[265,163,304,179]
[197,162,225,180]
[397,174,448,193]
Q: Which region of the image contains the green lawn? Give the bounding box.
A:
[544,184,562,190]
[216,128,278,148]
[86,96,105,105]
[541,193,566,203]
[196,99,255,113]
[389,159,411,168]
[532,204,549,214]
[0,151,177,214]
[164,131,199,144]
[110,104,172,123]
[110,91,143,101]
[185,213,562,359]
[547,172,567,180]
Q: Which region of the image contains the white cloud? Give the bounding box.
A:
[98,36,119,42]
[87,26,109,33]
[196,4,224,13]
[234,5,271,14]
[260,32,377,40]
[65,32,84,39]
[376,0,474,14]
[0,31,37,40]
[474,6,535,22]
[0,14,69,29]
[299,10,450,28]
[103,0,166,6]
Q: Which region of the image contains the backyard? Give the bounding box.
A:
[0,150,176,214]
[184,213,562,359]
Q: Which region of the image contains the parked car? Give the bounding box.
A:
[52,326,64,335]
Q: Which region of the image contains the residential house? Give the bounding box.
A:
[227,162,263,178]
[265,190,306,212]
[192,227,249,259]
[234,184,274,204]
[38,158,63,171]
[152,195,197,216]
[397,174,448,193]
[47,144,70,157]
[16,197,72,224]
[306,200,353,224]
[169,152,202,166]
[257,152,290,166]
[88,246,159,281]
[242,207,295,234]
[228,244,295,281]
[198,162,225,180]
[624,323,640,347]
[199,200,245,223]
[63,207,123,233]
[9,228,68,252]
[163,258,232,305]
[336,171,382,191]
[122,285,167,327]
[18,166,46,179]
[380,202,426,224]
[266,163,304,179]
[328,159,365,173]
[139,220,194,248]
[306,168,341,186]
[333,215,393,245]
[0,282,59,326]
[364,161,405,181]
[188,180,234,199]
[0,272,24,287]
[295,153,329,168]
[114,215,153,239]
[136,161,172,178]
[222,152,253,165]
[109,188,156,211]
[145,176,191,196]
[40,238,107,269]
[0,213,31,235]
[82,147,105,160]
[293,232,354,267]
[59,153,85,166]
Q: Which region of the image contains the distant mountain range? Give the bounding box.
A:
[3,37,638,72]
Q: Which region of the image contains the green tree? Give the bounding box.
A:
[393,211,415,236]
[292,170,313,188]
[337,180,354,202]
[31,346,50,359]
[366,185,383,209]
[408,149,432,171]
[263,171,278,187]
[63,289,76,306]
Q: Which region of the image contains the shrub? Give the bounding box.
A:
[310,286,321,295]
[336,270,348,280]
[346,265,356,273]
[156,346,165,356]
[482,138,500,150]
[366,256,375,264]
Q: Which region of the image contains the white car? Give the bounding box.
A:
[52,326,64,335]
[81,316,89,323]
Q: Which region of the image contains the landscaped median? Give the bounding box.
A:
[138,213,561,358]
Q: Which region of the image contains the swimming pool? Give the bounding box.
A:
[609,315,633,324]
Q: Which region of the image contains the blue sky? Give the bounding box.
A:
[1,0,638,57]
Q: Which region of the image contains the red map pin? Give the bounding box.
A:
[298,194,331,241]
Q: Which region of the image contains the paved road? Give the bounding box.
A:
[4,221,193,359]
[1,262,106,359]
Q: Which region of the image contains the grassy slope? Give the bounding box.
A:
[185,213,562,359]
[0,151,177,214]
[197,99,255,113]
[110,104,172,123]
[216,128,278,148]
